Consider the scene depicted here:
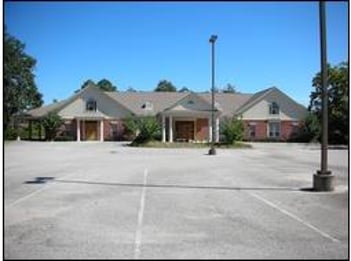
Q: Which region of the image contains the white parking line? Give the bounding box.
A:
[248,191,340,243]
[134,168,148,259]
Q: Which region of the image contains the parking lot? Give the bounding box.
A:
[4,141,349,259]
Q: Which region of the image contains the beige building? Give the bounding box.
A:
[24,83,308,142]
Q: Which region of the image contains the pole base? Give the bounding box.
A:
[313,171,334,191]
[208,148,216,155]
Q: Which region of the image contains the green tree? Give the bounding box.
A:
[4,29,43,131]
[154,80,177,92]
[222,83,236,93]
[309,62,348,144]
[80,79,95,90]
[125,116,161,145]
[97,78,117,91]
[178,86,191,93]
[78,79,117,92]
[220,116,244,144]
[126,86,137,92]
[41,112,64,141]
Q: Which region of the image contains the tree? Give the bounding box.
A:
[81,79,95,89]
[220,116,244,144]
[4,29,43,131]
[78,79,117,92]
[126,86,137,92]
[124,116,161,145]
[178,86,191,93]
[97,78,117,91]
[309,62,348,144]
[222,83,236,93]
[41,112,64,141]
[154,80,177,92]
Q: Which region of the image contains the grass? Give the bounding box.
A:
[129,140,252,149]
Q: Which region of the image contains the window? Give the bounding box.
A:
[291,122,299,137]
[86,98,97,111]
[269,102,280,115]
[248,122,256,138]
[249,125,256,138]
[269,122,280,138]
[141,101,153,110]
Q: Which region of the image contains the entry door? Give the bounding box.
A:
[85,121,98,140]
[175,121,195,141]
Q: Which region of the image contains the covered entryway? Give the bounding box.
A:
[85,121,98,140]
[76,117,104,142]
[175,121,195,141]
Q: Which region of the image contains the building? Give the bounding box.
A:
[23,83,308,142]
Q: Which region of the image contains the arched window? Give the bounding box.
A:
[86,98,97,111]
[269,102,280,115]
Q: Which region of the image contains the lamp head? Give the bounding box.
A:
[209,35,218,43]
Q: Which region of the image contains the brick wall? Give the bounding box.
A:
[244,120,301,141]
[196,118,209,141]
[71,120,77,140]
[244,120,267,141]
[280,120,300,141]
[103,120,111,140]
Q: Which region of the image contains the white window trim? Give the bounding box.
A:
[268,121,281,138]
[269,102,280,115]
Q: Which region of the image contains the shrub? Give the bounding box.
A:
[290,113,321,142]
[5,127,18,140]
[41,112,64,141]
[220,116,244,144]
[54,135,74,141]
[125,116,161,145]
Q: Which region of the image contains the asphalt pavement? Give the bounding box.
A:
[4,141,349,259]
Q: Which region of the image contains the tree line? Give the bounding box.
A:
[4,30,349,144]
[74,78,238,94]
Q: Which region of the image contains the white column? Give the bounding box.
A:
[169,116,173,143]
[215,117,220,143]
[208,117,212,142]
[100,120,104,142]
[77,119,81,142]
[162,114,166,143]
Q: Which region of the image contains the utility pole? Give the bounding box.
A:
[313,1,334,191]
[208,34,217,155]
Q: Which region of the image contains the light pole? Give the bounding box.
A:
[208,34,217,156]
[313,1,334,191]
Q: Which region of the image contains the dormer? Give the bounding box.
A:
[269,102,280,115]
[141,101,153,111]
[86,98,97,112]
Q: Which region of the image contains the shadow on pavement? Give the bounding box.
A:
[24,177,55,184]
[53,179,302,192]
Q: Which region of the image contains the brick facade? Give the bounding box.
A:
[244,120,301,141]
[244,120,267,141]
[196,118,209,141]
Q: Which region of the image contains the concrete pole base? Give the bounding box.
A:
[313,171,334,191]
[208,148,217,155]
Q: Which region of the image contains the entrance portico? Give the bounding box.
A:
[76,117,105,142]
[160,111,220,143]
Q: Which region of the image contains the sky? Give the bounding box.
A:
[4,1,349,106]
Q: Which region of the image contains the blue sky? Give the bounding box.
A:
[4,1,348,106]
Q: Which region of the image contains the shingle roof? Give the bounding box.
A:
[198,92,253,117]
[23,98,71,118]
[234,87,275,115]
[105,91,189,116]
[24,86,280,119]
